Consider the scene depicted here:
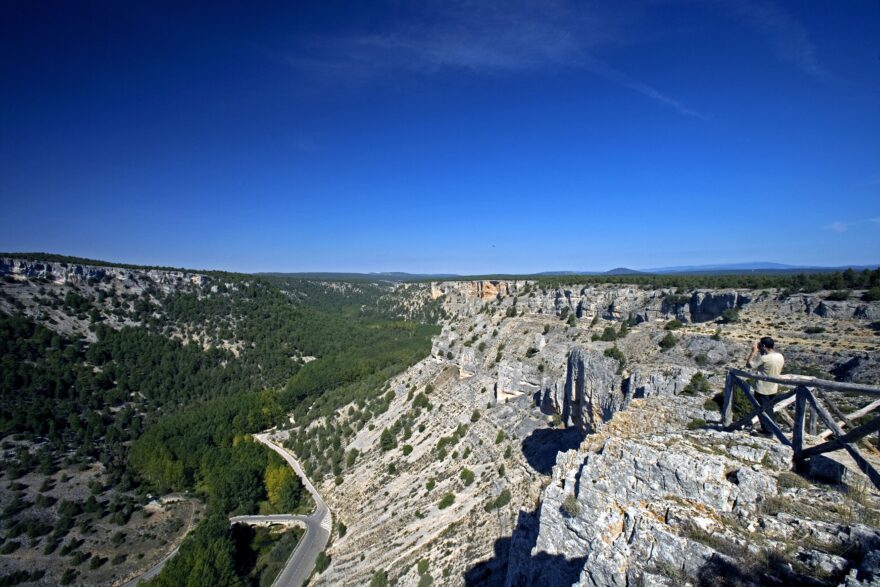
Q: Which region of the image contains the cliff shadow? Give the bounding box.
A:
[520,427,584,476]
[464,508,587,587]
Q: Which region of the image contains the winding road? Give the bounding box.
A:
[246,431,333,587]
[123,431,331,587]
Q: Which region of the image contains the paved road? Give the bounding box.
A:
[247,432,332,587]
[123,432,331,587]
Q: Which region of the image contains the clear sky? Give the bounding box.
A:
[1,1,878,273]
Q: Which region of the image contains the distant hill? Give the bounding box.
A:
[643,262,879,274]
[605,267,644,275]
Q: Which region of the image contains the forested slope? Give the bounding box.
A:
[0,256,440,586]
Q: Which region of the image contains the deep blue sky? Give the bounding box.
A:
[1,1,878,273]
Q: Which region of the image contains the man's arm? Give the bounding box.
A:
[745,341,760,369]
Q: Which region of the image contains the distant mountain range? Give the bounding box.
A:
[4,253,876,282]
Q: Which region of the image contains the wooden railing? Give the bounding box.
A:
[722,368,880,490]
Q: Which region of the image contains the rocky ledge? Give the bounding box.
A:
[504,410,880,587]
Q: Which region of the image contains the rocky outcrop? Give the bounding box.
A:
[504,430,789,586]
[626,365,699,399]
[551,349,622,432]
[689,291,750,322]
[0,257,210,291]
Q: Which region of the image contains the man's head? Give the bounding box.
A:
[758,336,775,352]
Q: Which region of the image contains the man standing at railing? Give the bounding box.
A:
[745,336,785,434]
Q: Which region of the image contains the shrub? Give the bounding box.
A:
[600,327,617,342]
[470,410,481,423]
[804,326,825,334]
[338,522,347,537]
[567,314,576,327]
[505,306,517,318]
[659,332,677,350]
[315,551,331,573]
[863,287,880,302]
[664,319,683,331]
[681,372,712,396]
[825,290,851,301]
[484,488,512,511]
[543,324,550,334]
[478,342,486,352]
[603,346,625,374]
[694,353,708,366]
[495,430,506,444]
[446,351,453,360]
[460,468,475,487]
[418,558,429,575]
[438,493,455,509]
[561,494,580,517]
[721,308,740,323]
[380,428,396,451]
[402,444,413,456]
[370,570,389,587]
[711,329,721,341]
[687,418,706,430]
[426,478,435,491]
[525,347,539,358]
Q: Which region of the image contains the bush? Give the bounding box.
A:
[863,287,880,302]
[804,326,825,334]
[484,488,511,511]
[315,551,331,573]
[495,430,506,444]
[418,558,429,575]
[379,428,396,451]
[664,319,683,330]
[460,468,475,487]
[525,347,539,358]
[711,329,721,341]
[470,410,481,423]
[687,418,706,430]
[721,308,739,323]
[337,522,347,537]
[561,494,580,517]
[825,290,851,301]
[681,372,712,396]
[505,306,517,318]
[567,314,576,327]
[438,493,455,509]
[402,444,413,456]
[659,332,677,350]
[543,324,550,334]
[600,327,617,342]
[603,346,625,374]
[370,570,389,587]
[426,478,435,491]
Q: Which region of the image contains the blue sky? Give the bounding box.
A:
[1,0,878,273]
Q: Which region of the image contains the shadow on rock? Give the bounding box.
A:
[464,508,587,587]
[520,427,584,475]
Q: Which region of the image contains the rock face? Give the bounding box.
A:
[430,281,760,324]
[504,425,880,587]
[552,349,623,433]
[626,365,699,399]
[689,291,750,322]
[0,257,210,291]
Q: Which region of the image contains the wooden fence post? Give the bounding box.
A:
[722,372,734,427]
[792,386,806,457]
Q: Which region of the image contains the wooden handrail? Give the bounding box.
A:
[723,369,880,490]
[727,368,880,395]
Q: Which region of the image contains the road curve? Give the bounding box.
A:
[123,432,330,587]
[249,431,332,587]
